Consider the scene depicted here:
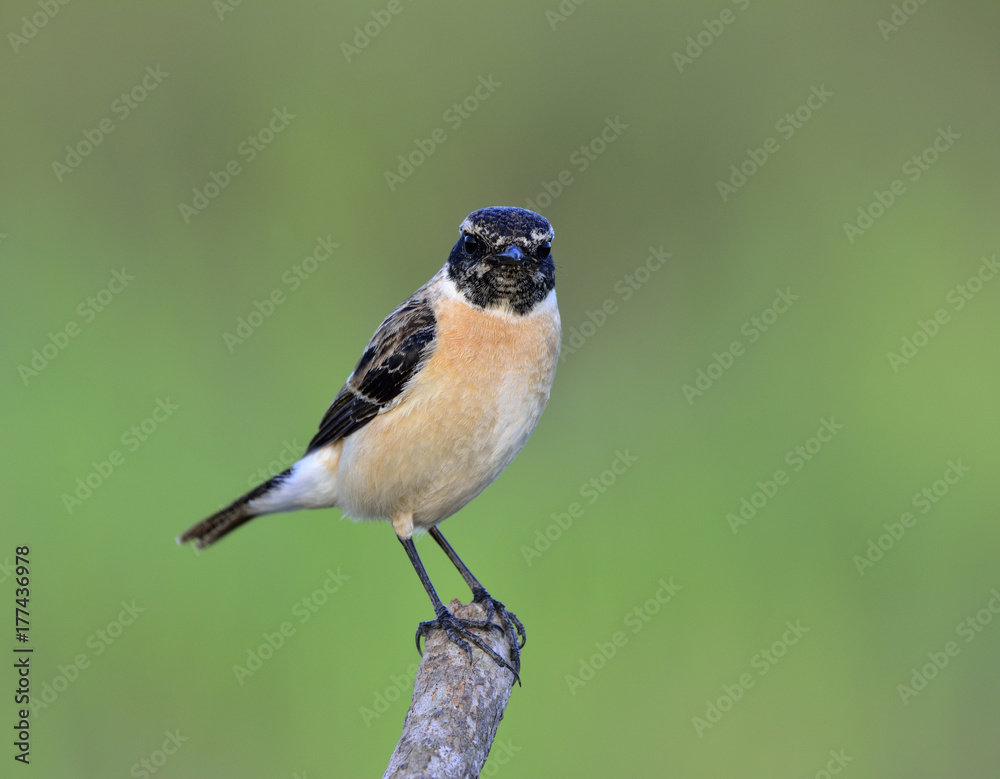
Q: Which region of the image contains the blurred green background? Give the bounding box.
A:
[3,2,1000,777]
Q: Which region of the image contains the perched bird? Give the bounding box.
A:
[178,206,560,677]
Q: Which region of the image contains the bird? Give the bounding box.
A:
[177,206,560,678]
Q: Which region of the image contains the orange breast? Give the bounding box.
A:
[334,291,561,526]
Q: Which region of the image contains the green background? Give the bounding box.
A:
[3,2,1000,777]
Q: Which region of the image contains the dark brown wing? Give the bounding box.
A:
[306,292,437,453]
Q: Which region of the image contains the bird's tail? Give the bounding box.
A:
[176,469,292,550]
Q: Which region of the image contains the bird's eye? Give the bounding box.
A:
[463,234,480,254]
[536,241,551,260]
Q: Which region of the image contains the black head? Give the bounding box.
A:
[446,207,556,315]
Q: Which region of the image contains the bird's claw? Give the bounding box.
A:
[472,589,526,659]
[416,600,523,684]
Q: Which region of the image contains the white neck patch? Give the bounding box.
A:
[437,268,557,321]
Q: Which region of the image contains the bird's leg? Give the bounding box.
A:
[398,535,520,681]
[428,527,526,666]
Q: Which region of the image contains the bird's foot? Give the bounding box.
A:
[471,588,525,664]
[416,598,523,684]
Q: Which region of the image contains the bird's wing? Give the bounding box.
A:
[306,291,437,453]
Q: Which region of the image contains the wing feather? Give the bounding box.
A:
[306,292,437,453]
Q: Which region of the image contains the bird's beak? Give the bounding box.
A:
[490,245,525,266]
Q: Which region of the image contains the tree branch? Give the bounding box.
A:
[383,599,517,779]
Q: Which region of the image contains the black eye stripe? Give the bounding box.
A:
[536,241,551,260]
[463,234,480,254]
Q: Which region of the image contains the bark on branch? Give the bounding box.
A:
[383,600,518,779]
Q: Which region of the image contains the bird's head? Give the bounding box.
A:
[446,207,556,315]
